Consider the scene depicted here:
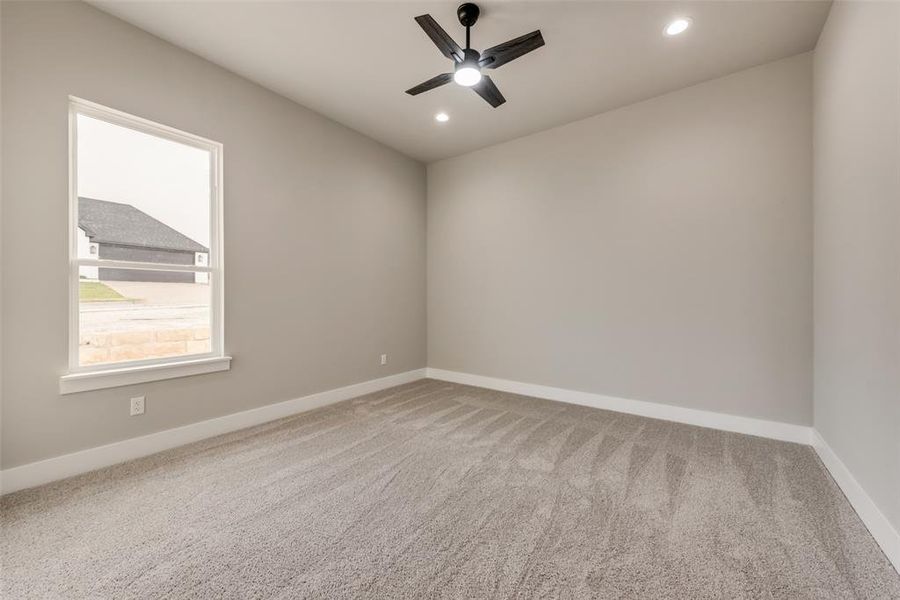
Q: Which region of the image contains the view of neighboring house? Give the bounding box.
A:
[78,197,208,283]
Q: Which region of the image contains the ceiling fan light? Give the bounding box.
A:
[454,66,482,87]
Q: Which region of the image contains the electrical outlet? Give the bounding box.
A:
[130,396,145,416]
[380,354,388,365]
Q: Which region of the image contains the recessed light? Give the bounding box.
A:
[665,17,692,36]
[435,112,450,123]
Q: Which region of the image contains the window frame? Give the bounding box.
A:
[62,97,228,393]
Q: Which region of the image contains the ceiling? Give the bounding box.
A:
[89,1,831,163]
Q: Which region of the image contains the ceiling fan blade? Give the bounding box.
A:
[479,30,544,70]
[472,75,506,108]
[414,15,465,63]
[405,73,454,96]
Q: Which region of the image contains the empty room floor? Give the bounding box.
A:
[2,379,898,599]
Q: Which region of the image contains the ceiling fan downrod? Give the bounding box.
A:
[458,2,480,50]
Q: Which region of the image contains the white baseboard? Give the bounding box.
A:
[0,368,427,495]
[425,368,813,445]
[811,430,900,573]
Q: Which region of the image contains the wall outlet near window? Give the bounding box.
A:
[380,354,388,366]
[130,396,145,416]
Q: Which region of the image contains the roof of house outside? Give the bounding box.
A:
[78,197,207,253]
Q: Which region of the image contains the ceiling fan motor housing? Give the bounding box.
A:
[456,48,481,71]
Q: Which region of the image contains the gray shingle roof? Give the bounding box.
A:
[78,197,207,253]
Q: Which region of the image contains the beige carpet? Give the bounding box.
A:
[2,379,899,599]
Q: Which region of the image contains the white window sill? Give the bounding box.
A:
[60,356,231,395]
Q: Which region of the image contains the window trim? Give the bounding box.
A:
[64,97,228,393]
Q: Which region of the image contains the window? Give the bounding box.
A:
[61,97,228,394]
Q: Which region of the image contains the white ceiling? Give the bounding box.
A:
[89,1,831,163]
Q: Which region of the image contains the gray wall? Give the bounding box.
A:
[428,54,813,425]
[1,1,426,468]
[813,2,900,533]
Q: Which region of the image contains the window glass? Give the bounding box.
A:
[71,101,221,370]
[78,267,212,366]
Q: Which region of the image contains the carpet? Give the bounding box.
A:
[2,379,899,598]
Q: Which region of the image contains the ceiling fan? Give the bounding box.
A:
[405,3,545,108]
